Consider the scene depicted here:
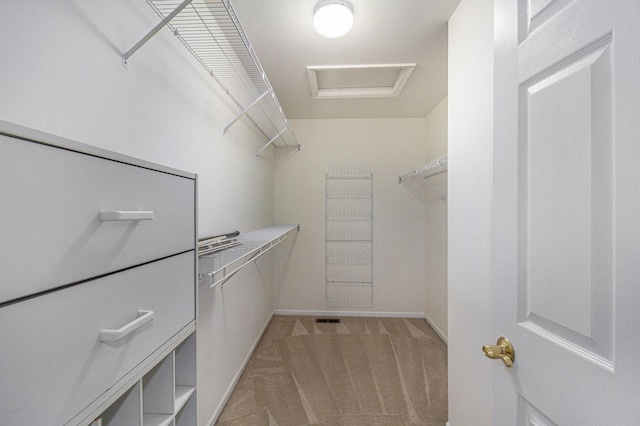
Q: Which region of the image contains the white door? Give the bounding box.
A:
[492,0,640,424]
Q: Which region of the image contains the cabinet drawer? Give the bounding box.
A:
[0,252,195,426]
[0,134,195,303]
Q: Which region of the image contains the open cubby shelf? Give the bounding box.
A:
[95,332,196,426]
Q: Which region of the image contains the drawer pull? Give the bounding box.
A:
[99,310,154,342]
[100,210,154,221]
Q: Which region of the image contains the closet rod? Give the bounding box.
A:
[208,233,285,289]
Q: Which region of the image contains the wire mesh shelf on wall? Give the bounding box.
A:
[326,165,373,309]
[124,0,300,156]
[399,154,448,200]
[198,225,299,289]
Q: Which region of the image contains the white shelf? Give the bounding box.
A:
[175,386,196,413]
[143,414,173,426]
[99,384,141,425]
[399,154,448,200]
[124,0,300,155]
[96,331,196,426]
[198,225,299,289]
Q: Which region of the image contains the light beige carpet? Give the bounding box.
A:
[216,316,448,426]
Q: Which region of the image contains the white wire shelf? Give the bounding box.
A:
[399,154,448,200]
[125,0,300,155]
[325,169,373,309]
[198,225,299,289]
[399,154,448,182]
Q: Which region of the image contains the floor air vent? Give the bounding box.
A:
[315,318,341,324]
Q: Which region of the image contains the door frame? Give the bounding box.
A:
[492,0,520,422]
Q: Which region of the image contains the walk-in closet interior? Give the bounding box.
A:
[0,0,498,425]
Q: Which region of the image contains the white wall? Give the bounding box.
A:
[197,256,275,424]
[448,0,494,425]
[423,97,449,341]
[274,118,427,314]
[0,1,276,424]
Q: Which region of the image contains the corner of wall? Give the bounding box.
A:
[424,95,449,342]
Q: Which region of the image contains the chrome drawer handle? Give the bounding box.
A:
[99,310,154,342]
[99,210,154,221]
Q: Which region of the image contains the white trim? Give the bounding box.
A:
[307,63,416,99]
[205,312,274,426]
[274,310,448,344]
[273,309,426,319]
[446,422,451,426]
[423,313,448,344]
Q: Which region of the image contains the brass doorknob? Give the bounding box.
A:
[482,336,515,368]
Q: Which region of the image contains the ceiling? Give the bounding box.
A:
[230,0,462,120]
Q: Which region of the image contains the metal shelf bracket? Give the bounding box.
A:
[256,127,287,157]
[399,154,448,200]
[224,90,271,135]
[122,0,193,65]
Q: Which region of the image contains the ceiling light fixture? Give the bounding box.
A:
[313,0,354,39]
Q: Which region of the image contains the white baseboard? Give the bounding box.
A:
[274,309,448,344]
[423,312,448,344]
[206,312,274,426]
[446,422,451,426]
[273,309,426,319]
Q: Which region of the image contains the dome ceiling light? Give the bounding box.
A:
[313,0,354,39]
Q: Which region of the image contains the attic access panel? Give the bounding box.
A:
[307,63,416,99]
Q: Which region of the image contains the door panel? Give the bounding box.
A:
[518,36,614,367]
[494,0,640,424]
[520,0,575,41]
[518,396,558,426]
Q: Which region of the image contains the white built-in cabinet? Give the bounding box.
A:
[99,332,196,426]
[0,120,197,425]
